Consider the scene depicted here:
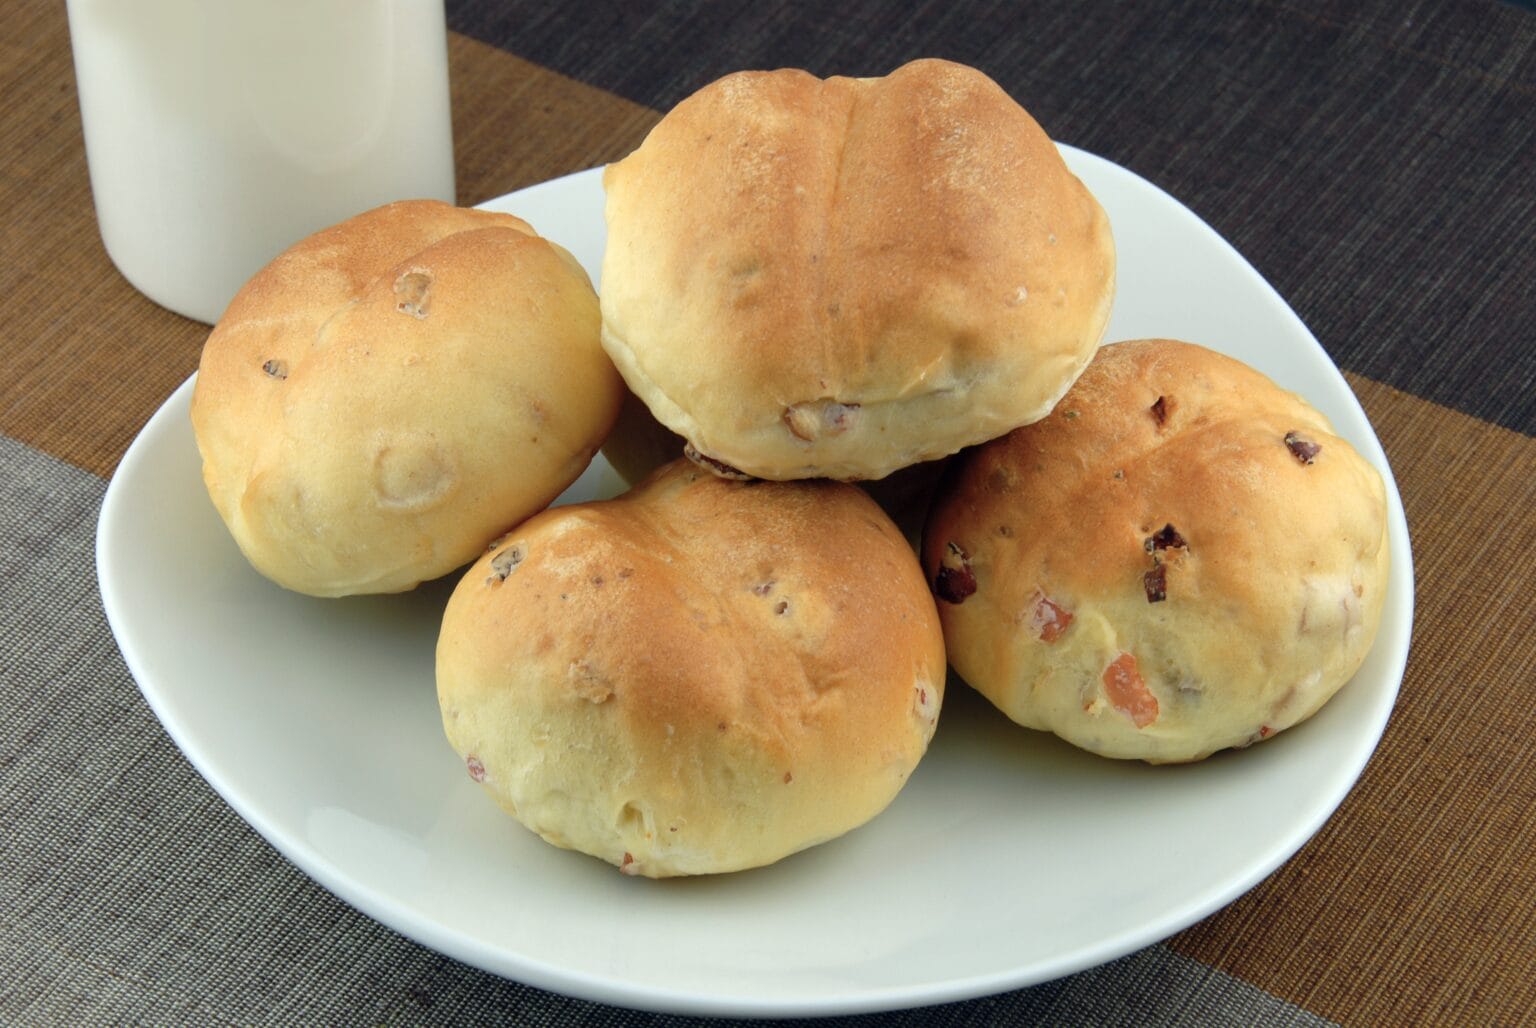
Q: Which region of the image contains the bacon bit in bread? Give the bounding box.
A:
[1102,653,1158,728]
[934,542,977,604]
[486,544,525,585]
[1029,592,1074,642]
[619,852,640,875]
[683,443,753,479]
[1284,432,1322,464]
[465,755,487,782]
[1142,525,1185,600]
[1239,724,1276,748]
[1146,524,1186,554]
[783,400,860,441]
[394,270,432,318]
[914,683,939,726]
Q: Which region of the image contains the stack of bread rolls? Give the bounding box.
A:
[191,58,1389,878]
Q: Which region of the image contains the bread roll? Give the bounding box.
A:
[600,58,1115,481]
[923,339,1390,763]
[436,459,946,877]
[191,199,622,596]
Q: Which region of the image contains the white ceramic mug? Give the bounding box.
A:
[67,0,457,324]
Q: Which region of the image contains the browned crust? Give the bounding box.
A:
[437,459,946,874]
[600,59,1114,480]
[191,200,622,596]
[923,339,1390,761]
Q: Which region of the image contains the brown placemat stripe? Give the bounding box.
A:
[0,4,199,478]
[1169,371,1536,1025]
[449,34,659,206]
[0,26,657,480]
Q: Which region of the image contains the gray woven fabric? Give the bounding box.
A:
[0,432,1333,1025]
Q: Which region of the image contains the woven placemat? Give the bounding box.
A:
[3,0,1533,1022]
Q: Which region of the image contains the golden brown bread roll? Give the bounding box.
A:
[600,58,1115,481]
[436,459,946,877]
[923,339,1390,763]
[191,199,622,596]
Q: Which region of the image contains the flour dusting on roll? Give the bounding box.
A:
[600,58,1115,482]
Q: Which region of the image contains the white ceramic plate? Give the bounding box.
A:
[97,148,1413,1018]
